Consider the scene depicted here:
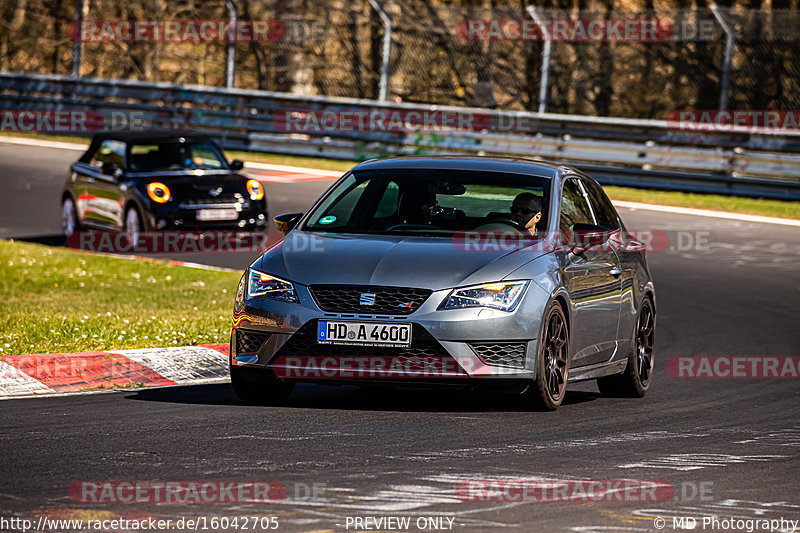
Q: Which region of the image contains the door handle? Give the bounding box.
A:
[609,267,622,277]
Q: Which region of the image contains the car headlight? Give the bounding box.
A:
[246,179,265,200]
[439,281,529,312]
[147,182,171,203]
[246,268,299,303]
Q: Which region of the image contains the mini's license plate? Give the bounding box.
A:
[197,208,239,221]
[317,321,412,346]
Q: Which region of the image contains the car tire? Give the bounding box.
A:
[597,298,655,398]
[61,197,81,237]
[230,365,294,405]
[124,205,143,242]
[525,301,570,411]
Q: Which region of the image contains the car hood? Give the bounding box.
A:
[129,170,247,197]
[253,231,547,290]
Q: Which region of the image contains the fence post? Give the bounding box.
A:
[526,5,551,114]
[71,0,84,77]
[368,0,392,102]
[224,0,237,88]
[710,4,735,111]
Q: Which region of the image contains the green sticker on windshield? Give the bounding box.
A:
[319,215,336,225]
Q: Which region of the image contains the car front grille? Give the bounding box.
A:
[309,285,432,315]
[274,322,448,360]
[236,329,271,355]
[470,342,527,368]
[181,195,245,206]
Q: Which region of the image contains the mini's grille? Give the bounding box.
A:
[182,195,244,206]
[275,322,448,359]
[309,285,432,315]
[470,343,527,368]
[236,329,270,355]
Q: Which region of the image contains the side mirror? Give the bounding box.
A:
[570,223,612,255]
[229,160,244,171]
[101,162,119,177]
[274,212,303,235]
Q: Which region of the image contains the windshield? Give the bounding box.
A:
[128,141,228,171]
[303,169,550,236]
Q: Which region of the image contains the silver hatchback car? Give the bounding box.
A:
[230,157,655,410]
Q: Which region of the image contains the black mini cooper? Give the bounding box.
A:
[61,130,268,235]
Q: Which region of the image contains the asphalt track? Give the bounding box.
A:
[1,140,799,532]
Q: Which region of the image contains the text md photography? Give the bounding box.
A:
[0,0,798,533]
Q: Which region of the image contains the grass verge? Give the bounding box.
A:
[0,240,242,356]
[604,186,800,220]
[2,132,797,219]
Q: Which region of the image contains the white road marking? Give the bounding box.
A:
[252,172,337,184]
[0,360,53,396]
[114,346,229,383]
[0,346,230,399]
[735,428,800,446]
[619,453,785,471]
[613,200,800,227]
[0,135,87,150]
[244,161,344,177]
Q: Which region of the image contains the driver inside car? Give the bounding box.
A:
[509,192,543,235]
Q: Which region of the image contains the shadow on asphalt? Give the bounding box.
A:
[12,234,67,246]
[126,382,600,412]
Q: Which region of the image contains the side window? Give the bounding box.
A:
[375,181,400,218]
[305,177,369,229]
[89,140,126,169]
[582,179,620,230]
[559,178,594,233]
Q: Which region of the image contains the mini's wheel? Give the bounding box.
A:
[61,197,80,237]
[124,205,143,243]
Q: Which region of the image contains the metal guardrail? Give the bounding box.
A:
[1,71,799,200]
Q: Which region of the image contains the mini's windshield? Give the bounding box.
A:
[303,169,550,236]
[128,141,227,171]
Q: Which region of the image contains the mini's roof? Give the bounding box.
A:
[89,129,214,143]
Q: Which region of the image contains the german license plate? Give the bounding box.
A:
[197,208,239,221]
[317,321,412,346]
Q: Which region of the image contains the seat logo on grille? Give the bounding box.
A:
[209,187,223,197]
[359,293,376,306]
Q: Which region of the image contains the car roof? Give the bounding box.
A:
[79,129,219,165]
[89,129,214,144]
[351,156,562,178]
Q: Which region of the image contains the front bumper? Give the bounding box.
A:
[147,200,269,230]
[230,282,551,383]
